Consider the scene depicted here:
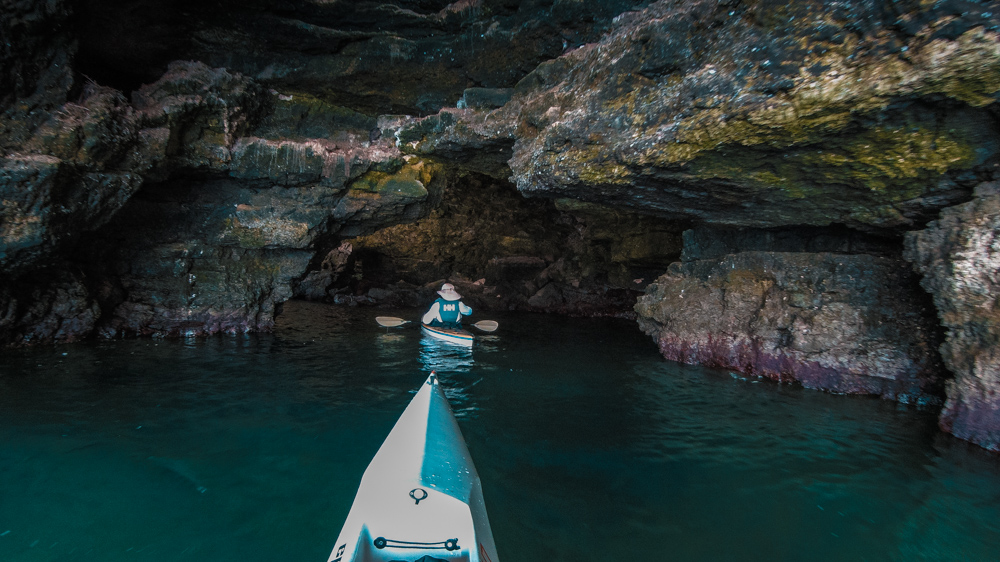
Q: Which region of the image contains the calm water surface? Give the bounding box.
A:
[2,301,999,561]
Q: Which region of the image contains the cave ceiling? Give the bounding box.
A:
[74,0,652,115]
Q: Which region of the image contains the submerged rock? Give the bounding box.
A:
[636,251,945,403]
[905,181,1000,451]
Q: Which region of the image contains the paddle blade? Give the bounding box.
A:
[376,316,410,328]
[472,320,499,332]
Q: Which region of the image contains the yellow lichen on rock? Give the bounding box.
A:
[221,215,311,249]
[348,159,436,198]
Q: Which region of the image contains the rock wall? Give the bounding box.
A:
[71,0,652,115]
[905,181,1000,452]
[1,59,441,341]
[1,0,77,143]
[636,249,945,403]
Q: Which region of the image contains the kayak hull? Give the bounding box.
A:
[328,374,499,562]
[421,323,474,347]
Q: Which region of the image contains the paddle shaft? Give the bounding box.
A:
[375,316,498,331]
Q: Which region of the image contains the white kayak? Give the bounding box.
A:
[421,323,475,347]
[327,373,499,562]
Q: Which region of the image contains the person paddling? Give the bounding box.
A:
[422,283,473,329]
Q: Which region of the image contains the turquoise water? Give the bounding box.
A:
[2,301,999,562]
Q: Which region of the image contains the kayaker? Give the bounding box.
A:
[422,283,473,329]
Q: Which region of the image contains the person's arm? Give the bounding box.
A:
[459,301,473,316]
[422,302,442,324]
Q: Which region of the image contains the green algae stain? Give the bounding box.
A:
[222,217,266,249]
[255,91,377,138]
[576,160,633,185]
[688,117,977,204]
[839,126,975,193]
[538,140,634,186]
[620,30,999,174]
[347,159,436,198]
[918,31,1000,107]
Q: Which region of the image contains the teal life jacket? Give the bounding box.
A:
[434,297,462,325]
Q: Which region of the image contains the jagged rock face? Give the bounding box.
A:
[402,0,1000,231]
[905,181,1000,452]
[0,268,101,345]
[636,250,946,402]
[79,64,446,338]
[0,83,149,277]
[0,58,442,341]
[81,155,443,338]
[1,0,77,143]
[1,59,259,280]
[2,0,666,342]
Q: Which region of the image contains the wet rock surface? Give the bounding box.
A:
[905,181,1000,452]
[636,251,946,402]
[1,83,147,276]
[0,267,101,345]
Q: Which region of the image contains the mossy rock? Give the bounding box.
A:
[348,159,437,198]
[253,91,378,140]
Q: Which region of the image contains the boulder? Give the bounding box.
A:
[636,251,946,403]
[905,181,1000,451]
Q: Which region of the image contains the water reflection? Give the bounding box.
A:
[419,333,475,374]
[375,333,409,368]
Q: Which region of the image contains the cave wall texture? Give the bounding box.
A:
[2,0,1000,451]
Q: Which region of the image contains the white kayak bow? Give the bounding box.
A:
[327,373,500,562]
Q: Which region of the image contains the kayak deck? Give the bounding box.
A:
[328,374,498,562]
[421,323,474,347]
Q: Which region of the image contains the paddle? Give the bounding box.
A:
[375,316,499,332]
[375,316,410,328]
[470,320,498,332]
